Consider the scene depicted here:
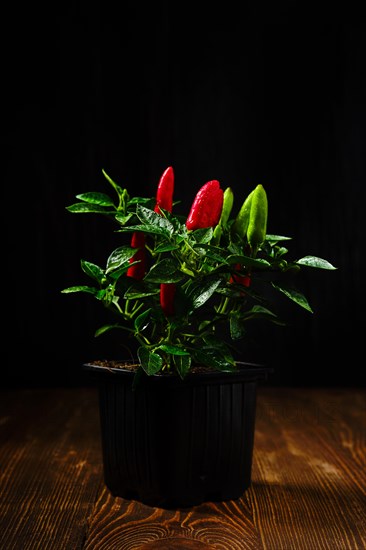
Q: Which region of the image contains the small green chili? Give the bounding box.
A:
[232,188,254,240]
[247,184,268,253]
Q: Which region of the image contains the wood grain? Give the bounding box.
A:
[0,388,102,550]
[84,487,261,549]
[0,387,365,549]
[250,388,366,550]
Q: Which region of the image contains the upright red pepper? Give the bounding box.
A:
[186,180,224,230]
[154,166,174,214]
[127,231,146,280]
[154,167,176,316]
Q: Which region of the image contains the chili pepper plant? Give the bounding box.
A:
[62,166,336,380]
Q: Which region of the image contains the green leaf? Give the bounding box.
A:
[296,256,337,270]
[192,348,236,372]
[118,224,171,237]
[94,324,125,337]
[155,243,179,253]
[188,278,222,310]
[75,192,115,206]
[115,213,134,225]
[266,234,292,242]
[106,246,136,274]
[137,205,175,234]
[227,255,271,268]
[174,355,192,378]
[240,306,286,325]
[144,258,183,283]
[66,203,114,214]
[60,285,99,295]
[128,197,155,206]
[251,305,278,316]
[124,288,160,299]
[192,243,228,264]
[276,247,289,258]
[81,260,105,283]
[272,283,314,312]
[230,313,246,340]
[158,344,190,355]
[190,227,213,243]
[201,336,236,366]
[134,309,151,332]
[137,347,163,375]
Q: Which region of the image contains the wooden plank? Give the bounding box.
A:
[84,485,262,549]
[249,387,366,550]
[0,388,103,550]
[1,387,365,549]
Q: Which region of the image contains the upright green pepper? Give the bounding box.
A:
[219,187,234,226]
[247,184,268,253]
[230,184,267,286]
[213,186,234,244]
[232,184,267,254]
[232,187,254,240]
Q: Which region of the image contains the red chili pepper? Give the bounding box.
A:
[160,282,176,317]
[230,264,251,287]
[154,166,174,214]
[186,180,224,230]
[127,231,146,280]
[154,167,176,316]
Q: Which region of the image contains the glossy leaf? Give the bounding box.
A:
[272,283,314,312]
[158,344,190,355]
[134,309,151,332]
[144,259,183,283]
[75,192,115,206]
[138,347,163,375]
[66,203,114,214]
[60,285,98,295]
[174,355,191,378]
[188,278,222,310]
[94,324,125,336]
[106,246,136,274]
[81,260,105,283]
[296,256,337,270]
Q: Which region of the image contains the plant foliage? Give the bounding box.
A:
[62,169,336,379]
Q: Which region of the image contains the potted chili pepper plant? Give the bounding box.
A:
[62,166,336,507]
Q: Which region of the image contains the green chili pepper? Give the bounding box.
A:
[232,188,254,239]
[219,187,234,226]
[213,187,234,244]
[247,184,268,253]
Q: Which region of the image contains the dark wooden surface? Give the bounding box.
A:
[0,386,365,549]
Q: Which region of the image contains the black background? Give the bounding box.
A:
[5,5,365,388]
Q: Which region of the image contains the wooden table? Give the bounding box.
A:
[0,386,365,549]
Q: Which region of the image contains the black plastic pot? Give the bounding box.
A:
[84,361,272,508]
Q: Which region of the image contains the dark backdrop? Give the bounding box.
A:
[5,6,365,388]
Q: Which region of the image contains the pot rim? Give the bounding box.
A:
[83,360,274,386]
